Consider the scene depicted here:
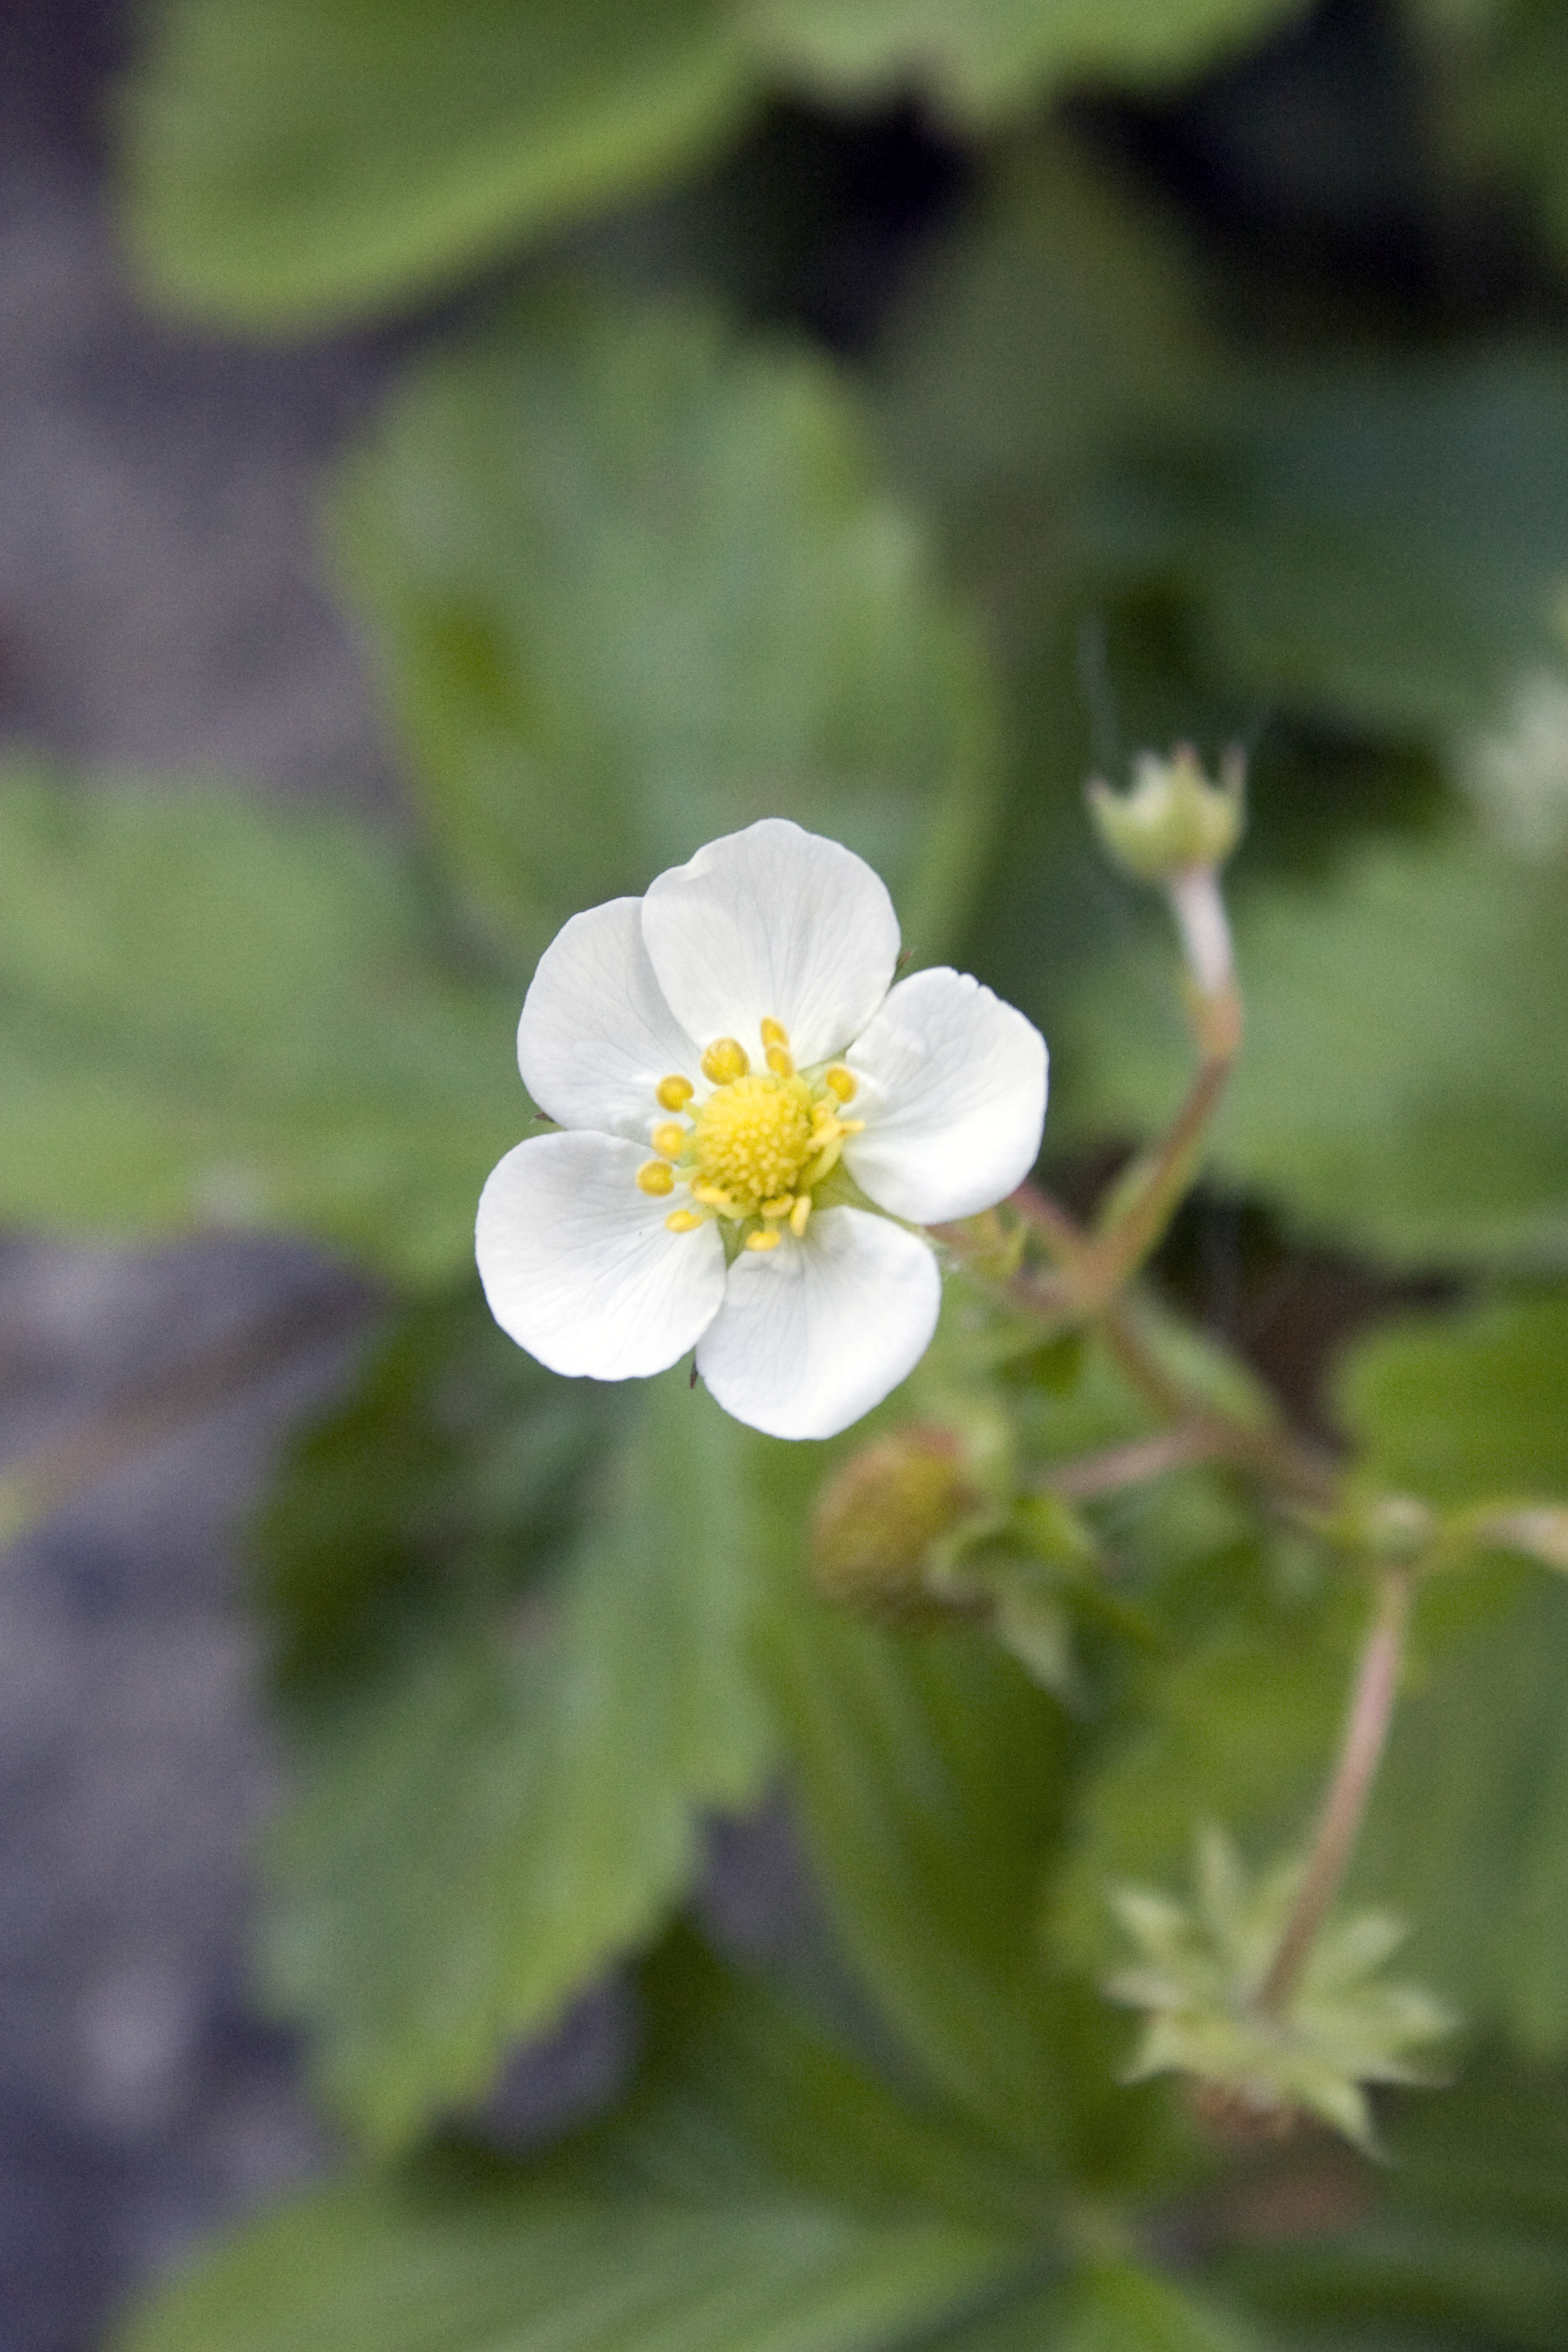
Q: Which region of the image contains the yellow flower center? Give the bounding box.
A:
[635,1020,861,1251]
[691,1073,816,1207]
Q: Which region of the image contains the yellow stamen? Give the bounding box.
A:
[693,1182,734,1209]
[665,1209,705,1233]
[765,1044,795,1077]
[636,1161,675,1196]
[759,1195,794,1218]
[656,1075,694,1111]
[789,1195,812,1238]
[760,1018,790,1050]
[651,1122,689,1159]
[745,1228,781,1252]
[799,1136,842,1189]
[824,1065,857,1103]
[701,1037,750,1084]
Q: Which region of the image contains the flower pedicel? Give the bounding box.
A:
[476,820,1047,1439]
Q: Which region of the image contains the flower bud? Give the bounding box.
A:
[812,1430,983,1626]
[1087,744,1245,884]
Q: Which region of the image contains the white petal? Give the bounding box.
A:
[696,1207,940,1440]
[517,897,703,1140]
[843,967,1048,1223]
[640,820,900,1069]
[477,1132,725,1380]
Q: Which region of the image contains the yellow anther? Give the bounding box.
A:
[651,1122,689,1160]
[701,1037,750,1084]
[656,1074,694,1111]
[759,1195,794,1219]
[693,1182,734,1209]
[789,1195,812,1238]
[765,1044,795,1077]
[760,1018,791,1050]
[825,1065,857,1103]
[745,1228,782,1253]
[636,1161,675,1196]
[665,1209,705,1233]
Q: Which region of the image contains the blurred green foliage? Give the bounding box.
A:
[0,0,1557,2345]
[333,288,997,966]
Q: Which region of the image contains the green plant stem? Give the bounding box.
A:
[1086,1051,1235,1294]
[1255,1567,1415,2019]
[1040,1422,1222,1500]
[992,1187,1340,1508]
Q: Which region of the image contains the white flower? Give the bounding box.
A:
[476,820,1047,1440]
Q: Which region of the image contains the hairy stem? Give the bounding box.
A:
[1255,1567,1415,2018]
[1085,1050,1236,1297]
[1040,1422,1223,1500]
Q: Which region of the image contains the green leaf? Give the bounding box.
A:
[117,0,1310,329]
[1116,356,1568,738]
[752,0,1308,121]
[752,1420,1166,2186]
[764,1587,1069,2166]
[118,0,752,327]
[120,2196,993,2352]
[0,769,522,1282]
[871,129,1223,526]
[1217,2055,1568,2352]
[1421,0,1568,272]
[1062,2261,1263,2352]
[1052,828,1568,1267]
[622,1933,1050,2232]
[1334,1293,1568,1508]
[254,1287,625,1689]
[261,1368,777,2149]
[1355,1571,1568,2058]
[1049,1560,1351,1980]
[117,1937,1028,2352]
[334,287,999,968]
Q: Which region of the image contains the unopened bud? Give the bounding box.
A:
[1087,744,1245,885]
[812,1431,983,1627]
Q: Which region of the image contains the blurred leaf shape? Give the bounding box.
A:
[119,0,1310,327]
[1048,1555,1350,1980]
[259,1362,775,2149]
[1336,1293,1568,2056]
[115,1938,1028,2352]
[0,767,522,1283]
[1335,1292,1568,1508]
[255,1287,626,1689]
[870,128,1223,550]
[1421,0,1568,273]
[878,147,1568,743]
[1218,2051,1568,2351]
[754,1417,1171,2185]
[333,287,999,967]
[751,0,1308,121]
[1055,2261,1263,2352]
[1360,1567,1568,2062]
[1120,358,1568,738]
[1052,827,1568,1267]
[117,0,754,328]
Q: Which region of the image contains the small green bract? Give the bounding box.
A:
[1106,1827,1457,2155]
